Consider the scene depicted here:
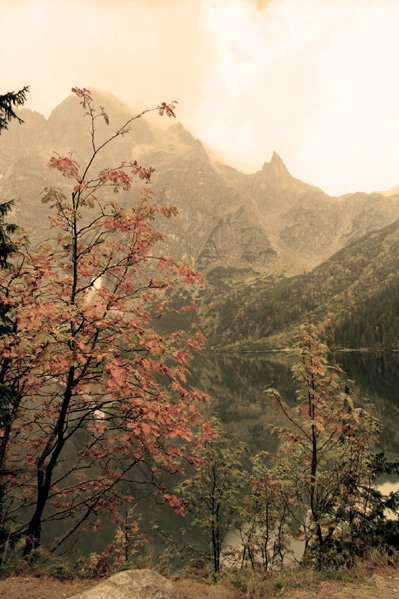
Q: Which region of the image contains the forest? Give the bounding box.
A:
[192,222,399,351]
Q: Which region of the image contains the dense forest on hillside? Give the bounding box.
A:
[188,220,399,350]
[332,276,399,348]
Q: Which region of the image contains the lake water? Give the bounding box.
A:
[183,350,399,567]
[46,350,399,557]
[187,350,399,458]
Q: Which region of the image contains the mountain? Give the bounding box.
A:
[2,89,399,286]
[196,219,399,349]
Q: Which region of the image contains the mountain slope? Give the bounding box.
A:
[197,219,399,349]
[1,88,399,285]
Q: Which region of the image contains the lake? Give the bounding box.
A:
[187,350,399,458]
[45,350,399,557]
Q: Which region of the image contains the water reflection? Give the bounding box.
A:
[188,350,399,457]
[331,352,399,457]
[47,350,399,557]
[187,351,296,455]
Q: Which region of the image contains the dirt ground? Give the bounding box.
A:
[0,576,241,599]
[277,571,399,599]
[1,568,399,599]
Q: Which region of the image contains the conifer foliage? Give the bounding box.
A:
[0,88,209,557]
[0,86,28,508]
[0,87,29,133]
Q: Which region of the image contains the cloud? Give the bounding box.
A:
[242,0,280,10]
[0,0,210,120]
[195,0,329,171]
[194,0,399,194]
[2,0,399,194]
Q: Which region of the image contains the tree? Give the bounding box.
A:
[0,85,29,319]
[175,418,246,574]
[0,85,29,333]
[237,452,292,572]
[266,323,378,568]
[0,87,210,557]
[0,201,18,271]
[0,87,29,133]
[0,86,29,522]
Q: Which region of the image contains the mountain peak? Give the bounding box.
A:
[270,151,285,166]
[265,151,288,172]
[167,122,198,145]
[270,151,284,164]
[259,151,290,179]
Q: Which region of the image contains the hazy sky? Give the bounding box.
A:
[2,0,399,196]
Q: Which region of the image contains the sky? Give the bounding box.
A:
[2,0,399,196]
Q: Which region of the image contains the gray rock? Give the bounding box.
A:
[70,569,176,599]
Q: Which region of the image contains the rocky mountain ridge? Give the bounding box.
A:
[1,89,399,281]
[194,217,399,349]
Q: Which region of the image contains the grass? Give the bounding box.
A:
[1,544,398,599]
[221,548,399,598]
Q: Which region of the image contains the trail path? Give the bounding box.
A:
[1,567,399,599]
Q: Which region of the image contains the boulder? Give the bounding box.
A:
[70,569,176,599]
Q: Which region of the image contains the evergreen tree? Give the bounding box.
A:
[0,86,28,268]
[0,87,28,504]
[0,87,29,133]
[0,201,17,271]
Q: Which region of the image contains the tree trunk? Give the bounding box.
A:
[23,368,75,555]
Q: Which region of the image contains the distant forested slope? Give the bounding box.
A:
[194,219,399,350]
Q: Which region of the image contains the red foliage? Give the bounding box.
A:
[0,88,212,555]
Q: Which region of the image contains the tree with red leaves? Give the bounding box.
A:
[0,88,210,557]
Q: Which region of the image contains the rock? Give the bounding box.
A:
[70,569,176,599]
[371,574,387,587]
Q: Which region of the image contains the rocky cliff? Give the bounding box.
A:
[1,89,399,282]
